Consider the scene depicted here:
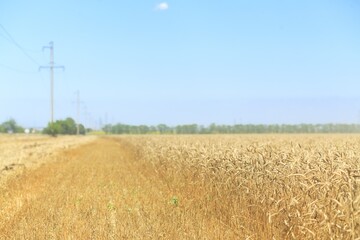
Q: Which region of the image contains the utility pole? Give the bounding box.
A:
[39,41,65,124]
[73,91,84,135]
[105,113,108,134]
[83,106,89,134]
[76,90,80,135]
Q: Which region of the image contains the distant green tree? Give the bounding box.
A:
[79,124,86,135]
[0,119,24,133]
[139,125,150,134]
[43,118,83,136]
[157,124,170,134]
[61,118,77,135]
[43,122,61,136]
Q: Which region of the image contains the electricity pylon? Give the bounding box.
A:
[39,41,65,124]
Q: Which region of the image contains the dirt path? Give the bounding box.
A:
[0,135,96,186]
[0,137,220,239]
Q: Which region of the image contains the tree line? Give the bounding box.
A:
[0,118,86,136]
[102,123,360,134]
[3,119,360,135]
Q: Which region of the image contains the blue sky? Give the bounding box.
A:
[1,0,360,128]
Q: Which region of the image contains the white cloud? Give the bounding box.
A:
[156,2,169,11]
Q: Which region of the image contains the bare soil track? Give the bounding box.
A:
[0,137,223,239]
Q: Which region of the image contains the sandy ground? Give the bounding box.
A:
[0,134,96,184]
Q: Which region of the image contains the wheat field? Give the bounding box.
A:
[125,135,360,239]
[0,135,359,239]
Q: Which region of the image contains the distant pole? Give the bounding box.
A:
[76,90,80,135]
[105,113,108,134]
[40,41,64,124]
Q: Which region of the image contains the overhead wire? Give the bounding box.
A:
[0,62,39,74]
[0,24,40,66]
[0,31,11,42]
[0,23,47,78]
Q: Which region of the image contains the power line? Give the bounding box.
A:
[0,31,41,53]
[0,62,38,74]
[0,31,11,42]
[0,24,40,66]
